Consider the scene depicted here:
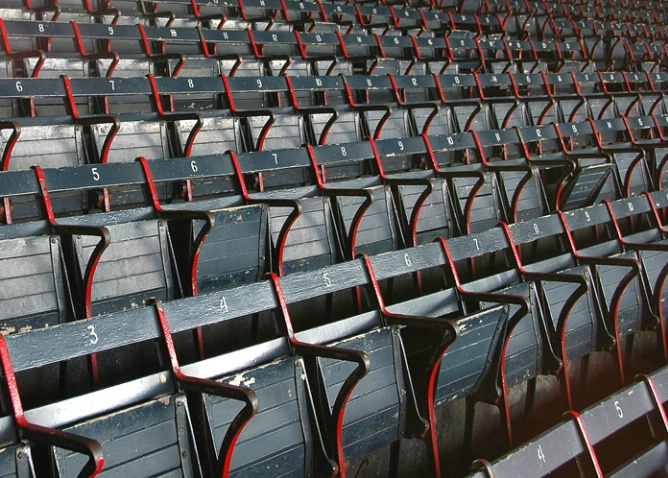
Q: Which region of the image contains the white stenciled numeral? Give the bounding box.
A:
[219,297,229,312]
[537,444,546,464]
[404,253,412,267]
[323,273,332,287]
[15,81,22,92]
[272,153,278,164]
[614,400,623,419]
[91,167,100,182]
[472,237,480,250]
[87,325,99,345]
[190,160,198,172]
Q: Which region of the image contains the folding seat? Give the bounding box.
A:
[276,259,429,478]
[644,42,668,72]
[647,72,668,113]
[0,19,90,82]
[475,72,531,130]
[155,281,339,477]
[235,0,283,23]
[313,1,358,25]
[433,73,497,134]
[509,72,560,126]
[444,31,483,74]
[0,169,77,335]
[622,72,663,116]
[279,0,322,26]
[542,15,579,41]
[440,227,559,450]
[0,78,91,221]
[626,41,660,73]
[531,39,564,73]
[503,214,606,409]
[426,132,506,235]
[285,75,366,146]
[580,35,607,72]
[514,122,574,208]
[291,23,343,76]
[599,370,668,478]
[0,297,291,476]
[139,154,269,295]
[572,376,668,476]
[472,128,551,222]
[374,31,421,75]
[624,113,668,189]
[150,76,243,167]
[338,28,408,76]
[588,116,654,197]
[606,195,668,364]
[364,244,510,477]
[371,135,456,245]
[560,204,650,386]
[247,26,304,75]
[542,72,592,124]
[556,39,595,73]
[409,33,451,75]
[221,74,310,153]
[64,75,181,206]
[34,161,213,319]
[229,146,343,275]
[596,71,645,118]
[343,74,420,141]
[552,120,621,211]
[386,74,455,137]
[142,23,211,61]
[305,142,405,258]
[475,38,512,74]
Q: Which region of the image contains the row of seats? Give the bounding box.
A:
[0,0,666,476]
[1,108,666,317]
[0,19,658,77]
[0,189,666,477]
[466,365,668,477]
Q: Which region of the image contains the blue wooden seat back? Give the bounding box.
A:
[36,161,210,318]
[366,243,510,476]
[278,259,426,476]
[164,282,336,477]
[1,305,204,477]
[0,78,88,220]
[443,228,554,448]
[0,169,74,332]
[507,215,603,364]
[232,147,343,275]
[473,128,550,223]
[309,142,404,258]
[562,204,648,385]
[373,136,456,245]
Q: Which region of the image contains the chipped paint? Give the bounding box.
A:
[228,372,256,387]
